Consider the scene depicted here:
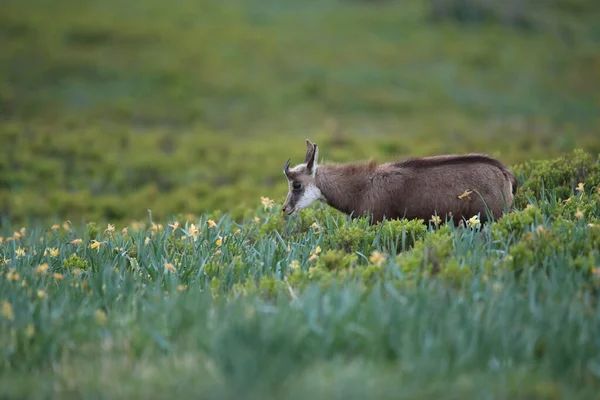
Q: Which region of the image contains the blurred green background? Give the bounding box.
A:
[1,0,599,226]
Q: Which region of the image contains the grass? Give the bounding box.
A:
[1,153,600,398]
[1,0,600,398]
[2,0,598,128]
[1,0,600,226]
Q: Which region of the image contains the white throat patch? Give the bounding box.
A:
[295,184,323,211]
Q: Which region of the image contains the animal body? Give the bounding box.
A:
[282,139,517,225]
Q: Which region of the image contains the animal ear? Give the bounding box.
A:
[304,139,315,164]
[306,143,318,176]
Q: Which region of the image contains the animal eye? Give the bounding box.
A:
[292,181,302,190]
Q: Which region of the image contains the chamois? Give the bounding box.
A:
[282,139,517,225]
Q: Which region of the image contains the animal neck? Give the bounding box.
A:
[315,162,373,218]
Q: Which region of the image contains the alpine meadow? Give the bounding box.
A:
[1,0,600,399]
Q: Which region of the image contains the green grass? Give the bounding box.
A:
[1,0,600,226]
[2,0,598,128]
[1,0,600,398]
[1,150,600,398]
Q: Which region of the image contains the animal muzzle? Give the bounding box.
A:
[282,204,295,215]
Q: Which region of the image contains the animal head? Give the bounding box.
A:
[282,139,323,215]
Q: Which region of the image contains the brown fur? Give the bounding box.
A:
[283,140,517,225]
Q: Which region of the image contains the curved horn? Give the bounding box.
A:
[283,159,291,174]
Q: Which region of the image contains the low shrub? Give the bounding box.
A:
[512,149,600,209]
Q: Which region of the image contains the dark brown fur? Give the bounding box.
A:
[283,140,517,225]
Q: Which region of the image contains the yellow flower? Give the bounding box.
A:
[177,284,187,292]
[169,221,180,231]
[89,240,105,252]
[2,301,14,320]
[37,290,46,299]
[15,247,26,258]
[458,189,473,200]
[369,250,385,266]
[51,224,60,231]
[254,216,261,223]
[63,221,71,231]
[68,238,83,245]
[105,223,115,234]
[576,182,584,192]
[6,270,20,281]
[260,196,275,210]
[468,215,481,228]
[53,273,63,281]
[0,237,3,244]
[1,256,10,266]
[121,227,129,236]
[144,237,151,245]
[164,263,176,273]
[207,219,217,228]
[575,209,584,219]
[215,236,223,246]
[95,309,107,326]
[307,245,322,262]
[151,223,163,235]
[44,247,59,258]
[188,223,200,241]
[430,215,441,225]
[36,263,49,274]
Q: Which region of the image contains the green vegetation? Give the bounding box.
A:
[1,0,600,398]
[1,0,600,226]
[1,152,600,398]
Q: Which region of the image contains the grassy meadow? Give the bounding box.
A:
[2,0,600,398]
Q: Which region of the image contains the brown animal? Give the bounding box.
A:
[282,139,517,225]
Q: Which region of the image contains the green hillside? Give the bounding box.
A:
[1,0,599,226]
[1,1,600,398]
